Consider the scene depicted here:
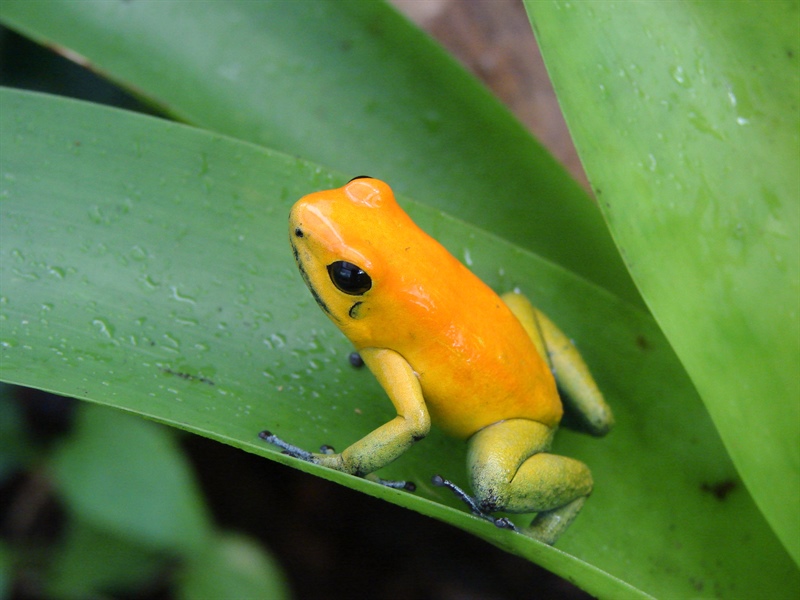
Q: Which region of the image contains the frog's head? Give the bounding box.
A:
[289,177,418,333]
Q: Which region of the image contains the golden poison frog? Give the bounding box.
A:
[261,177,613,544]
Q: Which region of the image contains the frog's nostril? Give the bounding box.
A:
[294,227,303,238]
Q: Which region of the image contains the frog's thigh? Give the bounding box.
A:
[500,292,614,436]
[468,419,593,543]
[467,419,592,516]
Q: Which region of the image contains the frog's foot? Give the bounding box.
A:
[432,475,520,532]
[366,473,416,491]
[259,430,315,461]
[259,431,416,491]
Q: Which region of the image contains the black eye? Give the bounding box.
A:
[327,261,372,295]
[347,175,372,183]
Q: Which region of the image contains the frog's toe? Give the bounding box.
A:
[367,474,416,491]
[258,430,315,461]
[433,474,483,515]
[433,474,516,530]
[493,517,521,532]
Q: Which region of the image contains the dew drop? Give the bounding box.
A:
[92,318,115,338]
[463,248,473,267]
[174,315,199,327]
[268,333,287,349]
[161,332,181,351]
[139,274,160,290]
[88,205,108,225]
[12,269,39,282]
[47,265,66,279]
[669,65,690,87]
[170,286,197,304]
[129,245,149,261]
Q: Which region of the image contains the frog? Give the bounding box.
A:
[260,176,614,544]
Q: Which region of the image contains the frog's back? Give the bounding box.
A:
[358,219,564,439]
[394,253,563,439]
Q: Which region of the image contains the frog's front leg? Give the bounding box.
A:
[466,418,593,545]
[260,347,430,489]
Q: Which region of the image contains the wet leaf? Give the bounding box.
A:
[526,0,800,568]
[0,0,639,304]
[1,89,797,598]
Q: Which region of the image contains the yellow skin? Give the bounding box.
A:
[262,177,614,544]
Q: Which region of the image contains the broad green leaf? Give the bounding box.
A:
[178,533,290,600]
[0,0,641,306]
[525,0,800,566]
[0,383,29,478]
[2,89,798,598]
[51,404,212,555]
[46,518,165,599]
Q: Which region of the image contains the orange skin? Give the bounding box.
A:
[267,177,613,544]
[290,177,561,439]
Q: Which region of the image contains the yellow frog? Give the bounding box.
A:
[261,177,613,544]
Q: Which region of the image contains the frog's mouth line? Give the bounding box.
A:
[290,236,337,323]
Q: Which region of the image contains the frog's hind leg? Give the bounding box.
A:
[467,418,593,545]
[501,292,614,436]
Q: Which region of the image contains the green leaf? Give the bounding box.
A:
[2,88,798,598]
[46,518,165,600]
[525,0,800,567]
[178,533,290,600]
[51,403,212,555]
[0,383,29,479]
[0,0,640,306]
[0,542,10,600]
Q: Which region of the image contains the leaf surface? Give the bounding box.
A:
[526,0,800,566]
[1,89,797,598]
[0,0,640,305]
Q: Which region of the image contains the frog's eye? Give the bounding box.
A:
[327,261,372,295]
[347,175,372,183]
